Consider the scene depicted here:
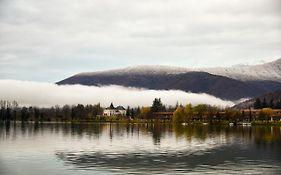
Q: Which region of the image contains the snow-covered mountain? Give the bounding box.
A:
[201,58,281,82]
[77,65,190,76]
[77,58,281,82]
[57,58,281,101]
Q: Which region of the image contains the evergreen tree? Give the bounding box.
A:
[126,106,131,117]
[136,106,141,116]
[269,99,274,108]
[262,98,268,108]
[151,98,164,112]
[275,100,281,109]
[249,107,252,122]
[254,98,262,109]
[131,108,135,117]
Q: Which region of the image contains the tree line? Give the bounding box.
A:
[1,98,280,123]
[0,100,103,123]
[254,98,281,109]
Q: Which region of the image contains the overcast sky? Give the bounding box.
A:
[0,0,280,82]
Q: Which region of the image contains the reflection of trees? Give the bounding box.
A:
[172,124,281,148]
[55,141,281,174]
[1,123,281,148]
[1,123,281,149]
[151,122,166,145]
[52,124,281,174]
[0,123,108,140]
[253,126,281,148]
[173,124,209,142]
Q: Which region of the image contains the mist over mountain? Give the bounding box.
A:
[57,58,281,101]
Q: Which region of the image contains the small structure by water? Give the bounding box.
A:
[103,103,126,116]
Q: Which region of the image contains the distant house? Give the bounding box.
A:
[103,103,126,116]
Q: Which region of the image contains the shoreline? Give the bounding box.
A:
[2,120,281,126]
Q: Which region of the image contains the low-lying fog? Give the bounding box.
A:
[0,79,234,108]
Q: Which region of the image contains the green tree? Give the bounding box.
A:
[262,98,268,108]
[21,107,28,122]
[151,98,165,112]
[269,99,274,108]
[62,105,71,121]
[254,98,262,109]
[126,106,131,117]
[193,104,208,120]
[248,107,252,122]
[131,108,135,118]
[275,100,281,109]
[207,106,220,122]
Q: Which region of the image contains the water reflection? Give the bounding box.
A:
[55,124,281,174]
[0,123,281,174]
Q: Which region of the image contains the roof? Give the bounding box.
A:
[116,106,126,110]
[105,103,115,110]
[105,103,125,110]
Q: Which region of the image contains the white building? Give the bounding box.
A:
[103,103,126,116]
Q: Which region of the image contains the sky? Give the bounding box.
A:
[0,0,280,82]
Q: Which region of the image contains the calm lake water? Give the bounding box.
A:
[0,123,281,175]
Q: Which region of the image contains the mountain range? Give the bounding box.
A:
[57,58,281,101]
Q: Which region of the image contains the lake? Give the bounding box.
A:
[0,123,281,175]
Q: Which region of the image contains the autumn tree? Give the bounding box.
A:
[259,108,273,121]
[184,103,193,123]
[173,107,185,124]
[225,108,241,122]
[139,107,152,119]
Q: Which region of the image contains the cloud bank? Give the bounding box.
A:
[0,79,234,108]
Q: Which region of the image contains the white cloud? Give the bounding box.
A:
[0,79,234,107]
[0,0,280,81]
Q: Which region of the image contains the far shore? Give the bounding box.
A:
[4,120,281,126]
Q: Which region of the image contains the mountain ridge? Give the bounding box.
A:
[57,58,281,101]
[73,58,281,82]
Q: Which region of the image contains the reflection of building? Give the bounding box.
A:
[103,103,126,116]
